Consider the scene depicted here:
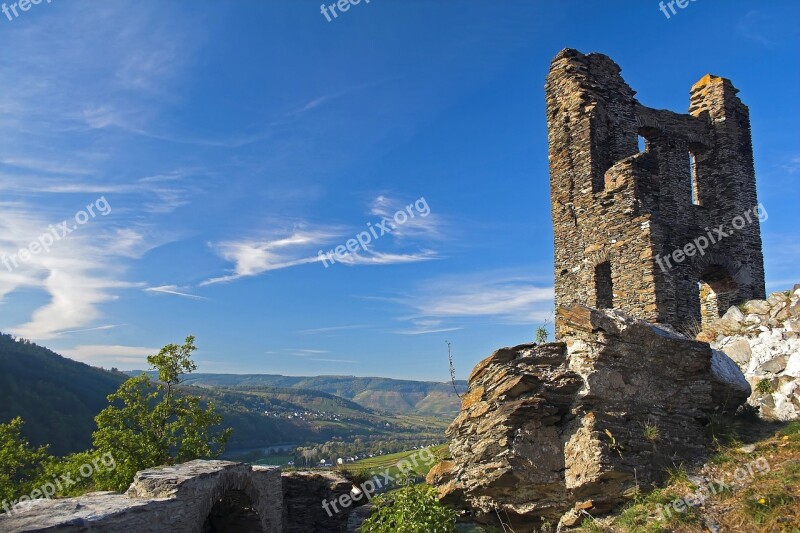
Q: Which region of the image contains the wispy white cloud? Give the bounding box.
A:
[0,157,92,176]
[394,272,555,325]
[392,318,463,335]
[202,195,444,285]
[61,344,158,368]
[56,324,123,336]
[334,250,439,266]
[200,230,335,285]
[779,155,800,175]
[296,95,333,114]
[0,203,140,339]
[369,195,442,241]
[737,10,777,48]
[394,326,464,335]
[144,285,208,300]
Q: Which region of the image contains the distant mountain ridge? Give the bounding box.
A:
[138,373,468,416]
[1,334,459,456]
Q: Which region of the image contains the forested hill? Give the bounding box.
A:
[166,373,468,416]
[0,333,127,455]
[1,335,456,456]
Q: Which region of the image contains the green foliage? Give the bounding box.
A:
[603,428,624,457]
[756,378,774,395]
[664,463,689,485]
[535,326,549,344]
[577,515,604,532]
[779,420,800,438]
[92,336,232,491]
[0,417,49,507]
[642,420,660,442]
[38,451,117,498]
[743,487,795,524]
[535,312,553,344]
[361,474,457,533]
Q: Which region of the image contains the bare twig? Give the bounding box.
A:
[446,341,461,399]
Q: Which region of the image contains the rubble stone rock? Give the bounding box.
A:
[711,286,800,420]
[429,305,748,530]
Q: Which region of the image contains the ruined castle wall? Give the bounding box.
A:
[546,50,660,337]
[546,49,766,336]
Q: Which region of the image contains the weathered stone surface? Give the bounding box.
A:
[346,503,374,533]
[282,470,355,533]
[720,337,753,365]
[711,287,800,420]
[722,305,745,324]
[547,48,766,338]
[0,461,283,532]
[744,300,771,316]
[0,461,358,533]
[431,305,748,530]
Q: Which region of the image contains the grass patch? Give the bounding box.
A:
[574,419,800,532]
[578,515,604,532]
[642,420,660,442]
[345,444,447,479]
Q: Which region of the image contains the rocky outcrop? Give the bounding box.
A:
[428,305,749,531]
[0,461,356,532]
[703,284,800,420]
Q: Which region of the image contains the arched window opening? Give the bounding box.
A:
[637,135,648,153]
[202,490,261,533]
[698,265,738,331]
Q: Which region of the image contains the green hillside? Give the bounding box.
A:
[0,333,127,455]
[0,336,451,457]
[197,386,448,451]
[347,444,449,479]
[175,373,468,416]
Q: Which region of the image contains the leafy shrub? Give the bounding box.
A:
[0,417,50,509]
[92,336,232,491]
[755,378,774,395]
[361,474,457,533]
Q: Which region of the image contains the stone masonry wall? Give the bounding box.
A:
[0,461,357,533]
[546,49,765,338]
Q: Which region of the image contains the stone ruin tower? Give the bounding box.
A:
[546,49,765,337]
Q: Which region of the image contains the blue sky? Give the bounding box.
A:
[0,0,797,380]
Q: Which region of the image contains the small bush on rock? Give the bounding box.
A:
[361,473,457,533]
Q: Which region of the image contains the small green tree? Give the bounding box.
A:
[535,311,554,344]
[361,473,457,533]
[92,336,232,491]
[0,417,50,509]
